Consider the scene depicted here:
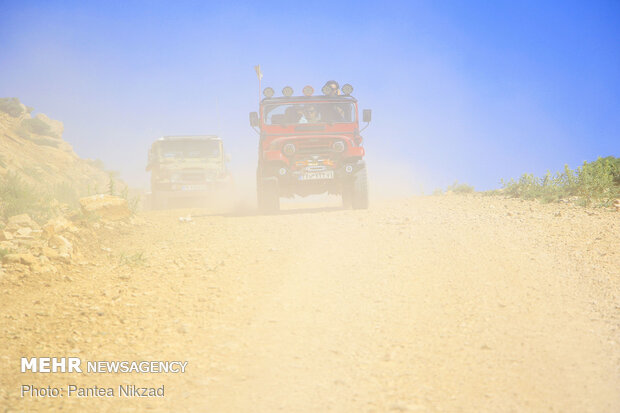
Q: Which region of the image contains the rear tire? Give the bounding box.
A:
[341,183,352,209]
[151,191,167,210]
[351,166,369,210]
[257,177,280,213]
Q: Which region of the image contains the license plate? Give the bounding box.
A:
[298,170,334,181]
[181,184,207,191]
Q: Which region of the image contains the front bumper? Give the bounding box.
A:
[264,160,365,184]
[152,178,231,195]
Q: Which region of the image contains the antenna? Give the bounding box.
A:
[254,65,263,105]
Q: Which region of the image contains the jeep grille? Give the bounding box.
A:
[296,139,333,155]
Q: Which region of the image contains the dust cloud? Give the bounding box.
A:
[2,2,618,411]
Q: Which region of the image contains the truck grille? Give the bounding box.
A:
[296,139,333,155]
[182,172,206,182]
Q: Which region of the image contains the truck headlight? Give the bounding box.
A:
[263,87,275,98]
[283,143,295,155]
[332,141,345,152]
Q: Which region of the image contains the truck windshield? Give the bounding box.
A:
[264,102,355,125]
[159,140,220,159]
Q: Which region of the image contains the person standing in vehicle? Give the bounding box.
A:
[321,80,346,122]
[323,80,340,96]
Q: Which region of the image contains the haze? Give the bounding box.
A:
[1,1,618,193]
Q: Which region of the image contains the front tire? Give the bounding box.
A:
[257,177,280,213]
[151,191,167,210]
[350,166,369,209]
[341,182,352,208]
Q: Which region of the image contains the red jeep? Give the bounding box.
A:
[249,84,371,212]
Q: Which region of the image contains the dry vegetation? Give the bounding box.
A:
[498,157,619,206]
[0,98,140,224]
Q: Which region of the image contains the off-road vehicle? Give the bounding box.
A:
[249,83,371,212]
[146,135,232,209]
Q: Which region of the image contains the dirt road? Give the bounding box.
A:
[1,196,619,412]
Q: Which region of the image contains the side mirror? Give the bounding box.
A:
[363,109,372,123]
[249,112,259,127]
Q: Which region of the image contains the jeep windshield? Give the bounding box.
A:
[159,140,220,159]
[264,102,356,125]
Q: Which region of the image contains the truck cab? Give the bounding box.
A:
[146,135,232,209]
[250,84,371,212]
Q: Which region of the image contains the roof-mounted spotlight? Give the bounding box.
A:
[321,84,332,95]
[341,84,354,95]
[302,85,314,96]
[282,86,294,97]
[263,87,275,98]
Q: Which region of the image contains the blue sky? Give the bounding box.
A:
[1,0,618,192]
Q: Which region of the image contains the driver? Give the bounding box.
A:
[304,105,320,123]
[323,80,340,96]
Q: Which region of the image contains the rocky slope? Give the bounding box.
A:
[0,97,119,196]
[0,98,133,277]
[0,195,135,278]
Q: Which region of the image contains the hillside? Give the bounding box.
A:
[0,98,123,209]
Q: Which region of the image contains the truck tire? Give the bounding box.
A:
[151,191,167,210]
[341,182,352,209]
[351,166,369,210]
[257,178,280,213]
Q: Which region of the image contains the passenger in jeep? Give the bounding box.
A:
[285,106,303,124]
[324,80,340,96]
[320,103,346,122]
[304,105,320,123]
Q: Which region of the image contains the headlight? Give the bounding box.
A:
[282,143,295,155]
[332,141,345,152]
[263,87,274,98]
[341,84,354,95]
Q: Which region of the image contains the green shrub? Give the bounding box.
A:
[118,251,146,267]
[20,117,57,138]
[446,181,475,194]
[0,172,55,223]
[0,97,25,117]
[500,157,619,206]
[575,157,619,205]
[120,186,141,214]
[0,173,87,223]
